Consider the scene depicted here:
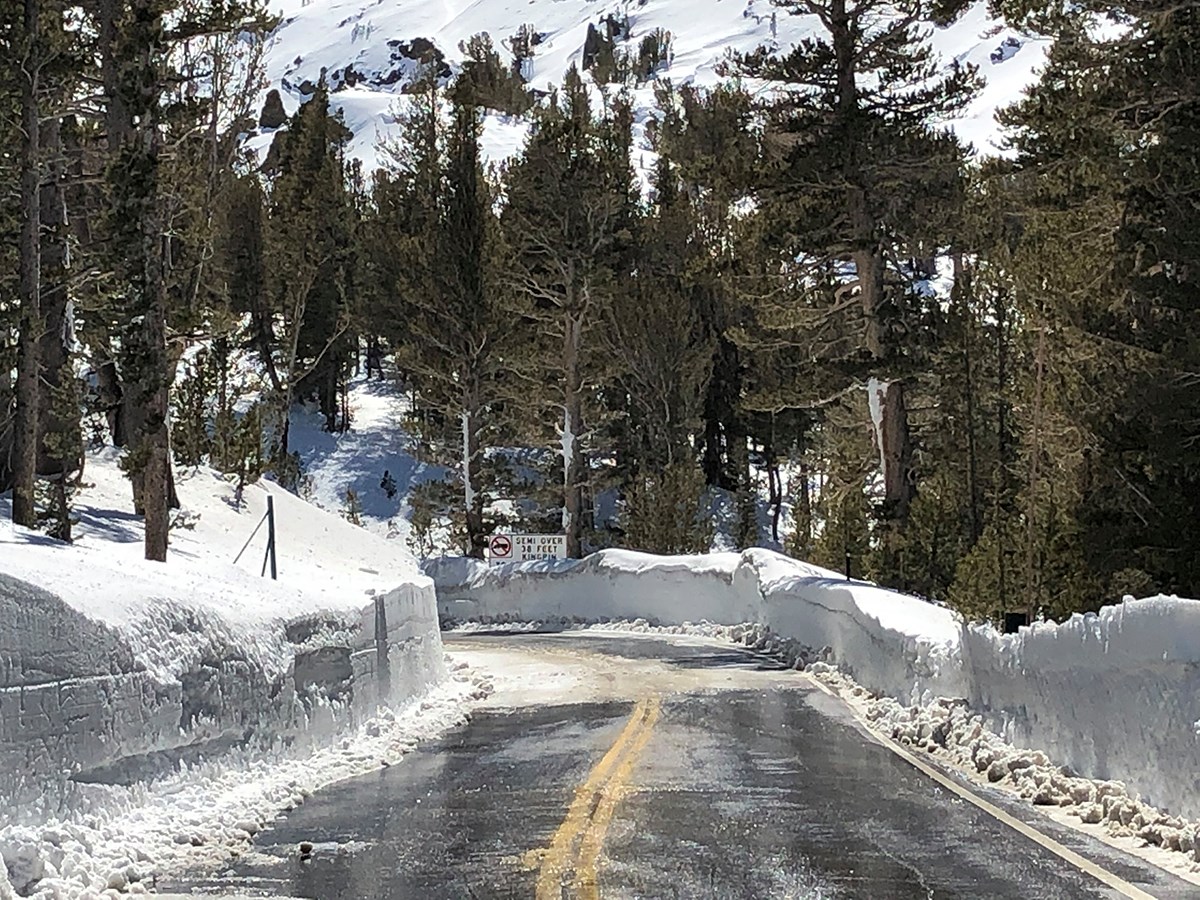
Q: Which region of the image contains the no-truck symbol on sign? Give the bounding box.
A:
[489,534,513,559]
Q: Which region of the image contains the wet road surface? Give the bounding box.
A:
[170,633,1197,899]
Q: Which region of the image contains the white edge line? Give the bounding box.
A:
[800,673,1160,900]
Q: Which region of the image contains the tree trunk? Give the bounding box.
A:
[994,287,1011,608]
[1024,327,1047,622]
[830,0,887,358]
[769,463,781,545]
[98,0,129,152]
[562,312,584,559]
[765,418,781,544]
[852,218,888,358]
[796,460,812,552]
[121,0,171,562]
[461,401,485,559]
[956,253,981,543]
[702,384,723,486]
[869,378,915,522]
[832,0,915,539]
[38,114,79,479]
[701,338,741,490]
[92,357,126,446]
[460,393,484,556]
[318,363,338,431]
[138,204,171,562]
[12,0,42,528]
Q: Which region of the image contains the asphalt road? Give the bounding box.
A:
[169,633,1198,899]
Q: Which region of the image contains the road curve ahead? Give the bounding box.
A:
[170,632,1197,900]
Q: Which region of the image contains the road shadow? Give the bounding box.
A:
[662,650,792,672]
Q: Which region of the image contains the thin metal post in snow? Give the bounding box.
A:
[267,494,278,580]
[235,510,270,566]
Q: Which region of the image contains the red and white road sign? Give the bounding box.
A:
[489,534,513,559]
[488,533,566,564]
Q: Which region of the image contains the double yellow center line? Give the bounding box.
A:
[533,695,662,900]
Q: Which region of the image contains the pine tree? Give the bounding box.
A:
[9,0,45,527]
[372,67,441,359]
[736,0,979,576]
[458,33,533,115]
[260,81,356,470]
[502,67,629,558]
[96,0,269,559]
[652,84,759,493]
[601,155,716,552]
[4,8,79,526]
[386,72,515,557]
[989,3,1200,610]
[1,0,78,527]
[0,106,18,499]
[605,158,713,474]
[105,0,175,560]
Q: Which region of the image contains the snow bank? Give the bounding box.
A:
[0,677,485,899]
[0,452,446,819]
[428,548,966,701]
[961,597,1200,817]
[429,549,1200,819]
[824,665,1200,869]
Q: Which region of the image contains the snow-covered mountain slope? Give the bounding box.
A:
[254,0,1048,173]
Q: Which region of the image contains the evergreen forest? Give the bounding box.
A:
[2,0,1198,625]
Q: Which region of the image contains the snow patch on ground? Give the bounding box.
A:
[288,374,445,547]
[1,445,427,622]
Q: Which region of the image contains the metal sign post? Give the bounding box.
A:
[266,495,278,580]
[236,495,278,581]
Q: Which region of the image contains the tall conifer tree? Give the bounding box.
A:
[503,68,630,557]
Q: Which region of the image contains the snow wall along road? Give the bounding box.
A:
[0,572,445,815]
[429,548,1200,820]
